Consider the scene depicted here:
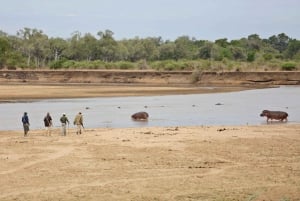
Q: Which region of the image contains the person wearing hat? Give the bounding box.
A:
[73,112,83,135]
[60,113,69,136]
[21,112,30,137]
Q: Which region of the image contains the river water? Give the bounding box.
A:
[0,86,299,131]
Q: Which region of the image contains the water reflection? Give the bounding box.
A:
[0,86,299,130]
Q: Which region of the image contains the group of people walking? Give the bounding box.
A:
[21,112,84,137]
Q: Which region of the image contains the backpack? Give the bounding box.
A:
[44,117,50,126]
[22,116,27,124]
[60,116,68,123]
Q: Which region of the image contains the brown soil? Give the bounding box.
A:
[1,70,300,86]
[0,124,299,200]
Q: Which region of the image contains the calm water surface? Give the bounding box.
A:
[0,86,299,130]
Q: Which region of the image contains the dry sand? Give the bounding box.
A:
[0,84,254,102]
[0,124,300,201]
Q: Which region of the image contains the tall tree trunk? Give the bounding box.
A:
[54,49,58,61]
[27,54,31,66]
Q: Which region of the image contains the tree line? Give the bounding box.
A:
[0,28,299,71]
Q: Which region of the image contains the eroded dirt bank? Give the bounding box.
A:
[1,70,300,85]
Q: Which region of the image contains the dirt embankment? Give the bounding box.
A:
[0,70,300,86]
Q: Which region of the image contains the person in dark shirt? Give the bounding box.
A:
[21,112,30,137]
[44,112,53,136]
[60,113,69,136]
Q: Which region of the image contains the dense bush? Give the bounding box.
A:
[115,61,136,69]
[61,60,75,69]
[247,51,256,62]
[18,58,300,72]
[49,59,66,69]
[281,62,297,71]
[263,53,273,61]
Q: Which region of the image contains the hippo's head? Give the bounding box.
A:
[260,110,270,117]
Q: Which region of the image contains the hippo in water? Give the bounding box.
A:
[260,110,288,122]
[131,112,149,121]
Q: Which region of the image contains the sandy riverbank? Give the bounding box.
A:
[0,124,299,200]
[0,84,255,102]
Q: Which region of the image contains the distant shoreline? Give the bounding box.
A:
[1,70,300,85]
[0,84,257,102]
[0,70,299,102]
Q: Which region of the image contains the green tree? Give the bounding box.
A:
[17,28,34,66]
[0,34,25,68]
[122,37,146,62]
[247,34,262,51]
[284,39,300,59]
[198,42,223,61]
[64,31,84,61]
[49,37,68,61]
[81,33,98,61]
[159,41,176,60]
[174,36,195,60]
[0,37,10,67]
[228,46,246,61]
[141,37,161,61]
[31,31,49,67]
[97,30,118,61]
[247,51,255,62]
[215,38,228,48]
[114,42,129,61]
[198,42,213,59]
[19,28,49,67]
[267,33,290,53]
[17,28,50,67]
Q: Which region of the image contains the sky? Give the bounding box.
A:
[1,0,299,41]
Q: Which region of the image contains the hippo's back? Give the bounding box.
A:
[131,112,149,120]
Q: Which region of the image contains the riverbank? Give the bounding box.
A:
[1,70,300,85]
[0,124,299,200]
[0,84,256,102]
[2,70,300,101]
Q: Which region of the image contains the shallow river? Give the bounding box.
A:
[0,86,299,131]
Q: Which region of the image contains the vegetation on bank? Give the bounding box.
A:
[0,28,299,71]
